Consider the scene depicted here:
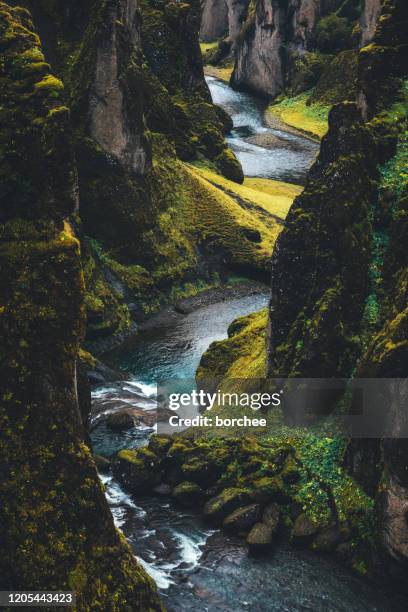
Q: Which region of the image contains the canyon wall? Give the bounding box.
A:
[201,0,249,53]
[0,4,162,608]
[201,0,229,40]
[267,0,408,576]
[230,0,362,99]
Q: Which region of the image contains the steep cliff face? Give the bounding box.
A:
[231,0,360,100]
[201,0,249,56]
[201,0,229,41]
[232,0,288,98]
[267,0,408,575]
[0,4,162,608]
[360,0,382,46]
[87,0,151,174]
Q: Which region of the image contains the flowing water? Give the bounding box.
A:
[206,76,319,182]
[90,78,404,610]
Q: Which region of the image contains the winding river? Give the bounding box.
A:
[90,78,403,610]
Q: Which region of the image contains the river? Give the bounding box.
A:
[90,78,403,610]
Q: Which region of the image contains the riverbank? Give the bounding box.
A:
[266,92,330,141]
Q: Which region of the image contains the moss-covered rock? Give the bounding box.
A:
[215,147,244,184]
[223,503,261,532]
[204,487,251,522]
[292,513,320,544]
[250,476,285,503]
[149,434,173,457]
[246,522,274,551]
[172,481,203,506]
[112,448,161,493]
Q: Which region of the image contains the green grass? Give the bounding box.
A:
[204,64,234,83]
[267,91,330,139]
[190,164,301,220]
[200,41,218,54]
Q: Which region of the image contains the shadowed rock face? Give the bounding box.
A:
[289,0,320,49]
[231,0,320,98]
[360,0,382,46]
[201,0,229,40]
[89,0,151,174]
[0,3,162,608]
[232,0,287,98]
[200,0,249,51]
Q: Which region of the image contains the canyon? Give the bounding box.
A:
[0,0,407,609]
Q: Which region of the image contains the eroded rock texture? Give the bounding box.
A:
[0,4,163,608]
[360,0,382,46]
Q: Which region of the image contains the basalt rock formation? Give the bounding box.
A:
[201,0,249,50]
[0,4,162,608]
[267,0,408,579]
[230,0,362,100]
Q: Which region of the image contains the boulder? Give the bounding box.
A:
[292,513,319,544]
[112,448,161,493]
[181,456,223,488]
[148,434,172,457]
[204,488,251,523]
[106,411,134,431]
[262,502,280,532]
[172,481,203,507]
[247,523,274,552]
[223,504,261,532]
[250,476,285,503]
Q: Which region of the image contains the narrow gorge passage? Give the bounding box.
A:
[206,76,319,182]
[90,79,402,611]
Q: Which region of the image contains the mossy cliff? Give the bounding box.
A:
[230,0,360,98]
[12,0,277,352]
[267,0,408,577]
[0,4,163,608]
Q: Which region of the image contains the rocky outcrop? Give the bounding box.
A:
[231,0,324,97]
[201,0,229,41]
[232,0,288,98]
[289,0,320,49]
[0,4,162,608]
[227,0,250,50]
[360,0,382,45]
[201,0,249,52]
[88,0,151,174]
[231,0,362,99]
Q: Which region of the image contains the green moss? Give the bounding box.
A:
[267,91,330,140]
[197,308,268,390]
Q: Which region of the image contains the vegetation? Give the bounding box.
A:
[267,92,330,140]
[315,14,353,54]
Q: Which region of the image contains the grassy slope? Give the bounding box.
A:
[190,165,301,219]
[267,92,330,140]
